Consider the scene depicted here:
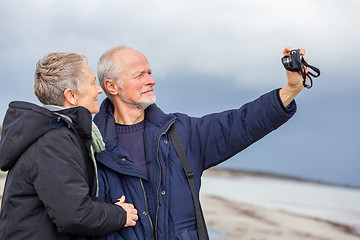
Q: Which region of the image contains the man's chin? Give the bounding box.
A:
[137,96,156,109]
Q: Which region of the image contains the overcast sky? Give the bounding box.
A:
[1,0,359,186]
[1,0,359,93]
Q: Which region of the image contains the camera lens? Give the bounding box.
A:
[282,56,293,69]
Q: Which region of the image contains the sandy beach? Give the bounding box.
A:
[201,168,360,240]
[1,170,360,240]
[201,194,360,240]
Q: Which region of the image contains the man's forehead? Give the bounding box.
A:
[115,49,148,65]
[114,49,150,75]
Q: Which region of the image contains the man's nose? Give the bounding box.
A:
[145,74,156,86]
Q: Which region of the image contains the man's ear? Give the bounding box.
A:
[104,79,119,96]
[63,88,77,107]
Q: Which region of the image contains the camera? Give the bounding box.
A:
[281,49,320,89]
[282,49,303,72]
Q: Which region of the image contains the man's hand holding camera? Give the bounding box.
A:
[279,46,320,107]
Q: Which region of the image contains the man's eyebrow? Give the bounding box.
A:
[131,69,146,76]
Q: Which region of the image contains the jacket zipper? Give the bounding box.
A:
[140,178,154,239]
[155,121,175,240]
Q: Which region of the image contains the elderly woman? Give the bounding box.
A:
[0,52,137,239]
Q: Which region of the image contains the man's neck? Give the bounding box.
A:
[112,98,145,125]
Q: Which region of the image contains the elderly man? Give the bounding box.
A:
[94,45,305,240]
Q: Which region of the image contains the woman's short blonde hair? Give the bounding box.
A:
[34,52,88,106]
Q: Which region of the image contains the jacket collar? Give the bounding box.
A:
[94,98,175,143]
[0,101,92,171]
[144,103,176,130]
[93,98,176,177]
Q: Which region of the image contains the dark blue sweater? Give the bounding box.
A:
[116,121,148,179]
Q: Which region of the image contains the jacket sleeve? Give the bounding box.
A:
[96,167,125,240]
[32,130,127,236]
[182,89,296,171]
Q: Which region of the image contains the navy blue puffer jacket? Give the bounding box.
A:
[94,89,296,240]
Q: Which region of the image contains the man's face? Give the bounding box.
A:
[115,49,156,109]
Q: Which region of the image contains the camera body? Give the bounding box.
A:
[281,49,303,72]
[280,48,320,89]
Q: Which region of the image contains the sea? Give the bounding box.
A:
[201,171,360,239]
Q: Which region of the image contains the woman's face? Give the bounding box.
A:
[75,64,103,114]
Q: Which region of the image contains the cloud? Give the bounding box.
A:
[0,0,359,116]
[2,0,359,84]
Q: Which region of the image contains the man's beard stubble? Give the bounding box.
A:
[120,86,156,110]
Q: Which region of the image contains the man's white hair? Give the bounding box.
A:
[97,44,136,96]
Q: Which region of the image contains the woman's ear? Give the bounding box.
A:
[63,88,77,107]
[104,79,119,96]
